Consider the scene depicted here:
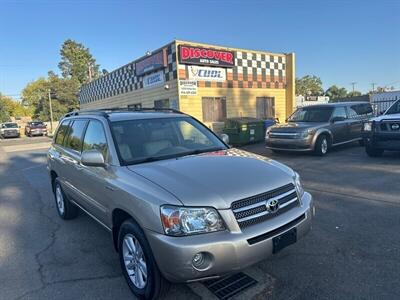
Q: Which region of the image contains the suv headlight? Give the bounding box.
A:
[294,172,304,199]
[160,206,225,236]
[364,122,372,132]
[299,128,315,138]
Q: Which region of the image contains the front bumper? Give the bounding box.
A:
[145,192,313,283]
[29,129,47,136]
[266,136,314,152]
[1,131,20,138]
[364,132,400,150]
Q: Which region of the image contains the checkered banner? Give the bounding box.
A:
[80,43,177,104]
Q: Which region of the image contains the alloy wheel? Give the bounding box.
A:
[123,234,148,289]
[55,185,65,215]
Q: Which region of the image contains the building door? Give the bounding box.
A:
[256,97,275,119]
[202,97,227,122]
[128,103,142,110]
[154,99,170,109]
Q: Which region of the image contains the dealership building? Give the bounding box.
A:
[80,40,295,131]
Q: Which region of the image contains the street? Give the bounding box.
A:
[0,138,399,300]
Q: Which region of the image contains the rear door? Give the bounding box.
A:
[59,119,88,203]
[346,104,372,140]
[330,106,349,144]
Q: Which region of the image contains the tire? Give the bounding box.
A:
[53,179,79,220]
[314,135,329,156]
[118,219,169,300]
[366,145,384,157]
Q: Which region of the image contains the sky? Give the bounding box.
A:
[0,0,399,99]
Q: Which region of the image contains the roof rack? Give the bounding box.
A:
[62,107,184,119]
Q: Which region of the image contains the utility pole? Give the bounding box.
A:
[88,63,93,82]
[350,82,357,93]
[48,89,54,134]
[371,83,377,93]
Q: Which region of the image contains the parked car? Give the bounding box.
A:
[266,102,373,156]
[0,122,21,139]
[363,99,400,157]
[25,121,48,137]
[47,108,314,299]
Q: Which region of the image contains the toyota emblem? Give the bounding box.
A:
[267,199,279,212]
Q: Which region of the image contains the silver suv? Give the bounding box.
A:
[47,108,314,299]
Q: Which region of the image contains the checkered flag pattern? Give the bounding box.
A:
[80,43,177,104]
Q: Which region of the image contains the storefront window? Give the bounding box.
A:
[202,97,227,122]
[256,97,275,119]
[154,99,170,109]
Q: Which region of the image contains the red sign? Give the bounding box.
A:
[135,48,167,76]
[179,45,234,67]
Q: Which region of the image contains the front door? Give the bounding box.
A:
[75,120,111,225]
[330,106,349,144]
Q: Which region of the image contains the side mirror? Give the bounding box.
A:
[81,150,105,167]
[220,133,229,144]
[331,116,345,123]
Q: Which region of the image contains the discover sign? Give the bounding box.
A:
[179,45,234,67]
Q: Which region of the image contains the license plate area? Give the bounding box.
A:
[273,227,297,254]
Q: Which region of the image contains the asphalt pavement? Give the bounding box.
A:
[0,138,399,300]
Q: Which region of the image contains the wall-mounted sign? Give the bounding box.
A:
[135,48,167,76]
[143,70,164,89]
[179,80,198,95]
[188,66,226,82]
[179,45,234,67]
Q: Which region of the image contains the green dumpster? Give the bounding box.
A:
[223,117,264,145]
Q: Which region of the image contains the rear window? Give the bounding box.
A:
[54,120,70,146]
[30,122,44,126]
[65,120,88,152]
[348,104,373,118]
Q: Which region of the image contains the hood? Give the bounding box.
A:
[127,148,295,209]
[270,122,326,133]
[372,113,400,122]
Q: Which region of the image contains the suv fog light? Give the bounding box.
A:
[192,252,212,270]
[193,253,204,267]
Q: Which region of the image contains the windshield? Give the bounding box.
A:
[385,100,400,115]
[111,117,227,165]
[3,123,18,128]
[30,122,44,126]
[289,107,333,122]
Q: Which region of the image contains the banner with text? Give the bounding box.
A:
[179,80,198,95]
[188,66,226,82]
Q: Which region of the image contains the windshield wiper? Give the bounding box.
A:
[180,147,226,156]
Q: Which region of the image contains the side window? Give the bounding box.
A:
[348,104,373,119]
[65,120,87,152]
[331,107,347,120]
[54,120,70,146]
[82,120,108,159]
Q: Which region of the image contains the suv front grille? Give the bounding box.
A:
[379,120,400,132]
[231,183,299,228]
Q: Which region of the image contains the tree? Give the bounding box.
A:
[325,85,348,100]
[21,72,80,121]
[0,93,30,122]
[347,91,362,97]
[58,39,100,85]
[296,75,324,96]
